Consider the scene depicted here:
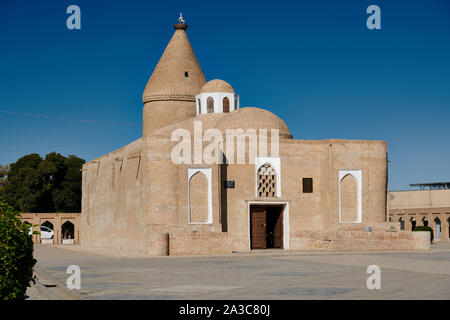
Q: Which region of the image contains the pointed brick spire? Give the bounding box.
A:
[142,22,206,104]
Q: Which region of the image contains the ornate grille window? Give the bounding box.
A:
[257,163,277,197]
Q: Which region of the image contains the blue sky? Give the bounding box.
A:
[1,0,449,190]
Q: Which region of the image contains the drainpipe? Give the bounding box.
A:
[385,151,389,222]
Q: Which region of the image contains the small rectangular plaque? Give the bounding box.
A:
[224,180,235,189]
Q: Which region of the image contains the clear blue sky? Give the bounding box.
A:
[1,0,449,191]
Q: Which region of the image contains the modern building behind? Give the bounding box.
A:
[389,183,450,241]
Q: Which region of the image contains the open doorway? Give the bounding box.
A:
[250,205,284,249]
[435,217,441,239]
[62,221,74,240]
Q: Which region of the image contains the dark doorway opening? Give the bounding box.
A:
[62,221,74,240]
[448,218,450,239]
[42,220,54,230]
[250,205,283,249]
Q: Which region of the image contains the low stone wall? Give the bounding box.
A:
[41,239,54,245]
[169,232,232,256]
[291,229,430,251]
[147,233,169,256]
[389,208,450,242]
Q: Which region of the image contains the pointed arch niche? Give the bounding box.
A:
[187,168,212,224]
[338,170,362,223]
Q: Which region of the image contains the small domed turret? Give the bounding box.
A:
[200,79,235,94]
[196,79,239,115]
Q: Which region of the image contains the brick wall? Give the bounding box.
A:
[147,233,169,256]
[169,232,232,256]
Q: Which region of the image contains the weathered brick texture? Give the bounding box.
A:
[169,232,232,256]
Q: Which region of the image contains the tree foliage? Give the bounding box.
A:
[0,164,8,189]
[0,200,36,300]
[0,153,85,213]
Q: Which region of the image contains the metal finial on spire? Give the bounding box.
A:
[178,12,186,24]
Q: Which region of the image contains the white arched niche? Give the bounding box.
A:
[338,169,362,223]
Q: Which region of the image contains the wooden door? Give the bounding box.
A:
[273,210,283,248]
[251,206,266,249]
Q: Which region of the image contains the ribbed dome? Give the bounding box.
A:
[151,112,227,137]
[151,107,291,139]
[216,107,292,139]
[200,79,234,93]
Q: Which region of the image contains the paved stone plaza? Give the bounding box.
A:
[26,243,450,300]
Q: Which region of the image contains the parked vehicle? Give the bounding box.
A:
[34,226,54,239]
[27,225,54,239]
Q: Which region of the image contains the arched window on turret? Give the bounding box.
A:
[223,97,230,113]
[197,99,201,114]
[207,97,214,113]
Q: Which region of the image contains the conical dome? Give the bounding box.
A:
[142,24,206,103]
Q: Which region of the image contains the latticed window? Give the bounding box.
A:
[257,164,277,197]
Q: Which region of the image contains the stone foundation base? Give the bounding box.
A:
[144,226,430,256]
[291,229,430,251]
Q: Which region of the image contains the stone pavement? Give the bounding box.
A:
[26,242,450,300]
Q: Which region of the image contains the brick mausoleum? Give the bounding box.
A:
[80,19,429,256]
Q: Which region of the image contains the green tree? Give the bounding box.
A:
[39,152,67,212]
[53,155,84,212]
[0,153,85,213]
[1,154,44,212]
[0,164,9,190]
[0,200,36,300]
